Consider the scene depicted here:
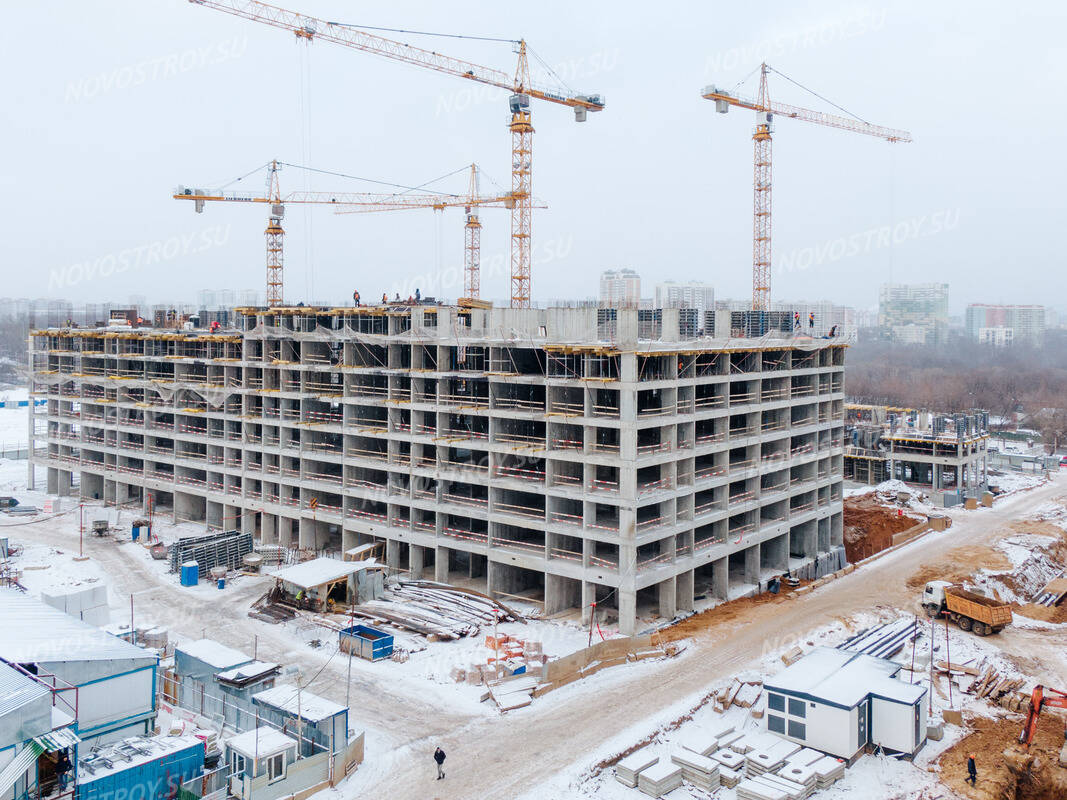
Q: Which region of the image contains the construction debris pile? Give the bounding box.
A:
[934,660,1030,713]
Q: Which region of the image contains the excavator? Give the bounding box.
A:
[1019,685,1067,749]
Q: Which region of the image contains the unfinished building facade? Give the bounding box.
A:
[29,306,846,634]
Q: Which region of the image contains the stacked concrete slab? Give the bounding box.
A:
[669,749,719,791]
[615,751,658,788]
[637,760,682,798]
[812,756,845,788]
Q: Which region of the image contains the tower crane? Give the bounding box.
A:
[337,165,520,301]
[187,0,605,308]
[174,160,521,306]
[702,64,911,311]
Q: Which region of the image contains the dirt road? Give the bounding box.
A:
[10,475,1065,799]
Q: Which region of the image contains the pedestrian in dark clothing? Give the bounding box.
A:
[433,746,446,780]
[55,751,72,791]
[965,753,977,785]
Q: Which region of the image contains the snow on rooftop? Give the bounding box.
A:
[253,684,346,723]
[227,727,297,758]
[0,588,156,665]
[79,736,204,782]
[216,661,279,683]
[271,557,371,589]
[766,646,924,708]
[177,638,252,670]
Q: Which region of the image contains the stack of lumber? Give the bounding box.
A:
[397,580,523,621]
[965,665,1026,705]
[670,749,720,791]
[736,773,807,800]
[615,751,657,788]
[637,760,683,798]
[811,756,845,788]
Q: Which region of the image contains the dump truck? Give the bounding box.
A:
[922,580,1012,635]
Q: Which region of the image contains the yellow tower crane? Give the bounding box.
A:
[187,0,605,308]
[174,160,521,306]
[703,64,911,311]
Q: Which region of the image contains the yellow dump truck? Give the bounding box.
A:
[922,581,1013,635]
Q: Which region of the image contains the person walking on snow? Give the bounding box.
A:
[434,746,446,780]
[965,753,977,785]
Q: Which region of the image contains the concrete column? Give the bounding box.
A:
[47,467,58,494]
[409,544,425,580]
[618,589,637,636]
[676,569,694,613]
[545,573,580,615]
[57,469,72,497]
[261,513,277,544]
[803,525,818,559]
[658,576,677,619]
[386,539,401,573]
[434,546,450,583]
[712,557,728,599]
[744,543,761,585]
[581,580,596,624]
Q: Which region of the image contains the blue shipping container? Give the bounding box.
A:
[77,739,204,800]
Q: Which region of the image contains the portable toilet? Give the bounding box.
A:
[131,518,150,541]
[180,561,199,587]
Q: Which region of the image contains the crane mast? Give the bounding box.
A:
[187,0,604,308]
[703,63,911,312]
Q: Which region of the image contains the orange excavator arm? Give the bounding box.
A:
[1019,685,1067,748]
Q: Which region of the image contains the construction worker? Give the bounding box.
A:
[381,292,387,304]
[353,290,361,307]
[965,753,977,785]
[793,311,800,331]
[808,311,815,331]
[433,746,446,780]
[55,750,72,792]
[415,288,421,303]
[827,324,838,339]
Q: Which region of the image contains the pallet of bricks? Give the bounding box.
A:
[452,635,545,712]
[168,529,254,576]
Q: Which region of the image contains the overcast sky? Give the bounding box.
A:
[3,1,1064,313]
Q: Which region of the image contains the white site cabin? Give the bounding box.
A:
[763,647,928,761]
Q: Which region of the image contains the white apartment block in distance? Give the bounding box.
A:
[599,269,641,307]
[965,304,1045,347]
[655,282,716,320]
[29,305,846,635]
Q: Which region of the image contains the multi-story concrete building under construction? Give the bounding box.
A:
[29,305,846,634]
